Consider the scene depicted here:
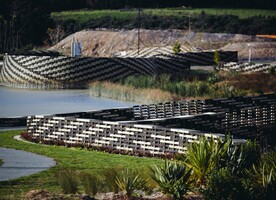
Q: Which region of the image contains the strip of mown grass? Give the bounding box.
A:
[51,8,276,22]
[0,130,162,199]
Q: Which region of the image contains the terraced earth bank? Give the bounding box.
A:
[50,29,276,60]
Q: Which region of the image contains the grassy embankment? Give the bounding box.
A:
[52,8,276,22]
[89,71,276,104]
[0,130,162,199]
[0,158,3,166]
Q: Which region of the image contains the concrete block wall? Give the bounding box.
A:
[27,115,222,155]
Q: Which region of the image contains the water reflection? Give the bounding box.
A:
[0,87,135,117]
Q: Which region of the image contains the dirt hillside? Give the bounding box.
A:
[50,29,275,60]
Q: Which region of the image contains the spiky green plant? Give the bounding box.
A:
[244,150,276,199]
[115,169,145,198]
[150,160,194,200]
[184,137,219,185]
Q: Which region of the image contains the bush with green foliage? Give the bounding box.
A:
[150,160,194,200]
[204,168,247,200]
[244,150,276,199]
[207,73,221,84]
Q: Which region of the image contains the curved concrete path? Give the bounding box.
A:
[0,147,56,181]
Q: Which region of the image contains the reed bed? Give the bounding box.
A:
[89,81,175,104]
[89,74,246,103]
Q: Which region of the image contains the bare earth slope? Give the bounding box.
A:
[50,29,275,60]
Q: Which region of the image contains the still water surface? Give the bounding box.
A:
[0,87,135,117]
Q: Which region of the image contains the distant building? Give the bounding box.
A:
[71,39,82,57]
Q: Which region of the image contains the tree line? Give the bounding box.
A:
[0,0,51,53]
[51,0,276,11]
[57,14,276,37]
[0,0,275,54]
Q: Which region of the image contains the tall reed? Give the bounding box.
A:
[89,81,174,103]
[56,169,79,194]
[89,74,246,103]
[81,173,100,197]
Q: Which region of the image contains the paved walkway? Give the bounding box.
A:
[0,147,56,181]
[0,127,26,132]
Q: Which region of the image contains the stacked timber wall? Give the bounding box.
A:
[0,54,189,88]
[0,51,238,88]
[157,51,238,66]
[27,94,276,154]
[27,114,224,155]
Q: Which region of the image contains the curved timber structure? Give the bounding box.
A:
[0,54,159,88]
[0,51,237,88]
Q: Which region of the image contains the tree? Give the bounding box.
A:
[13,0,52,47]
[0,0,52,53]
[213,50,220,66]
[47,25,65,45]
[172,40,181,54]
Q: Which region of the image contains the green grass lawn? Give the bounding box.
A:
[0,130,163,199]
[51,8,276,22]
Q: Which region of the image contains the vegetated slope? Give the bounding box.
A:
[51,8,276,22]
[50,29,275,60]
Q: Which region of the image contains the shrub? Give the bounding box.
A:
[217,139,261,177]
[207,73,221,84]
[268,67,275,74]
[184,137,218,185]
[204,168,247,200]
[244,150,276,199]
[56,169,79,194]
[115,168,146,198]
[150,160,194,200]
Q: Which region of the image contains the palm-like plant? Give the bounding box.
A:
[150,160,194,200]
